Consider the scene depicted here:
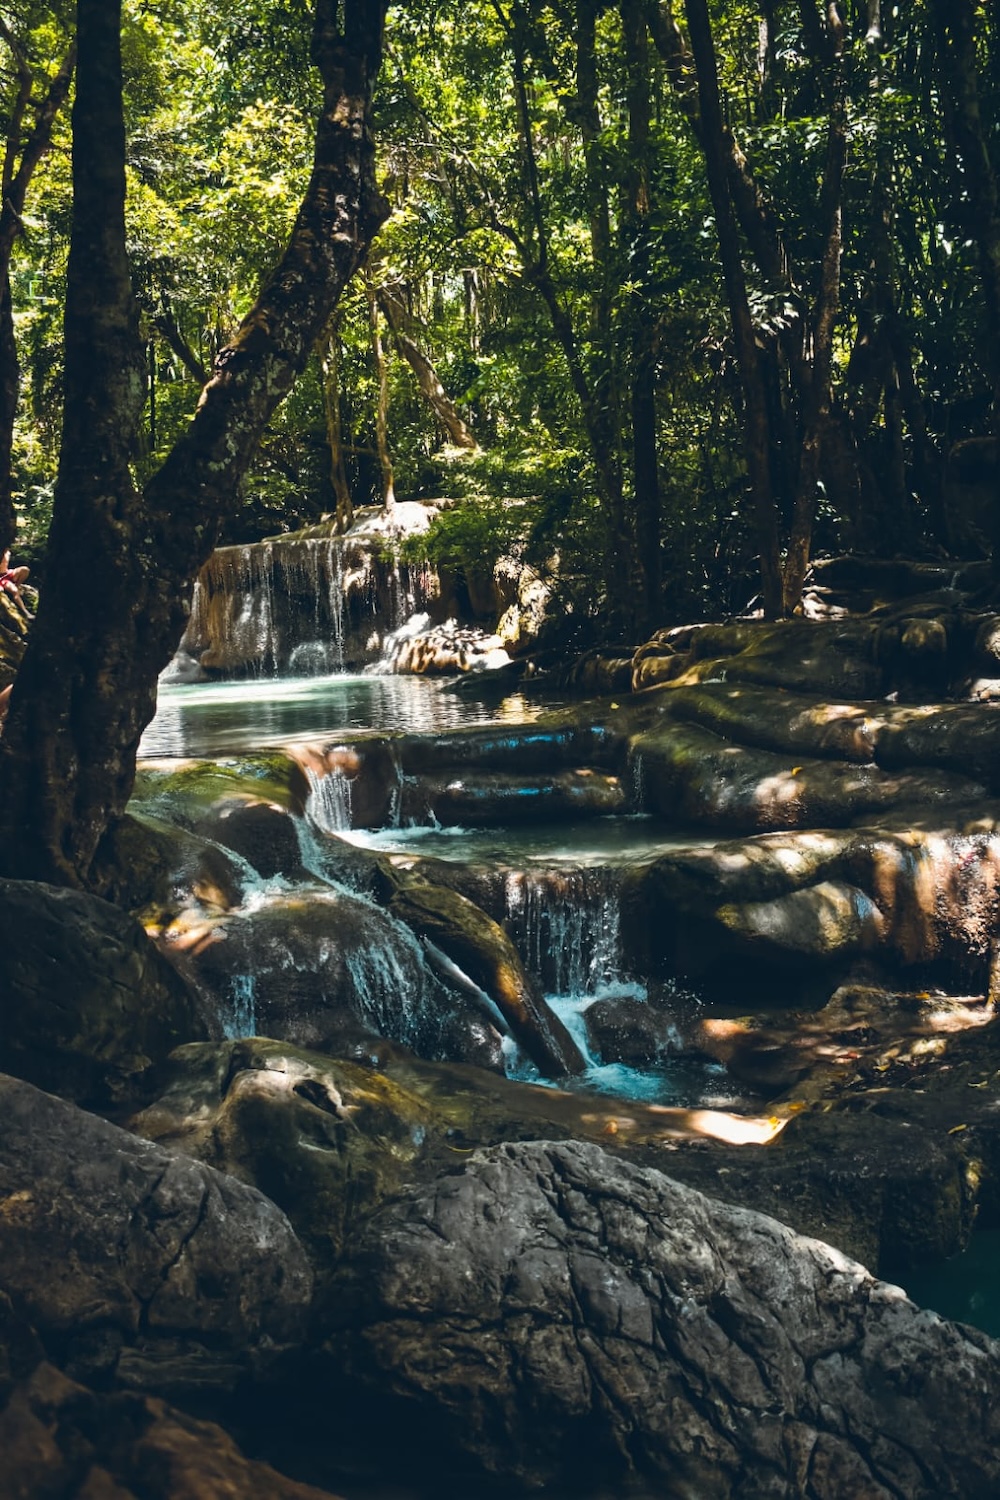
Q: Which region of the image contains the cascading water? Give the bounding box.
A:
[223,973,258,1039]
[627,747,646,813]
[504,866,628,997]
[178,524,439,678]
[305,765,354,833]
[342,918,439,1052]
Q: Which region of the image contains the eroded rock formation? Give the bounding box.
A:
[325,1139,1000,1498]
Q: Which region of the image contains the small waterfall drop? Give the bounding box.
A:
[504,866,628,997]
[222,973,258,1039]
[627,748,646,813]
[305,765,353,833]
[342,919,436,1052]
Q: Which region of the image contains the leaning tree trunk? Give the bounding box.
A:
[366,270,396,508]
[0,0,388,889]
[378,286,478,449]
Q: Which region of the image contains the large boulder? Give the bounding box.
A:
[0,1074,313,1400]
[324,1139,1000,1497]
[132,1039,441,1270]
[0,879,206,1107]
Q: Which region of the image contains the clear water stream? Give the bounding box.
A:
[140,671,565,759]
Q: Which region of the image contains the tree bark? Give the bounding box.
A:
[930,0,1000,564]
[321,317,355,531]
[367,271,396,508]
[377,284,478,449]
[781,2,848,612]
[683,0,782,616]
[151,303,210,385]
[622,0,662,632]
[931,0,1000,407]
[0,0,388,889]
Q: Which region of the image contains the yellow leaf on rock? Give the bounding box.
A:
[947,1123,968,1134]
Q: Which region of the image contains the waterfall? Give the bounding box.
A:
[504,866,628,997]
[342,920,437,1052]
[222,973,258,1039]
[305,765,353,833]
[179,525,440,678]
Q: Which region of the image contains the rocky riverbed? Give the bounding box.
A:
[6,573,1000,1495]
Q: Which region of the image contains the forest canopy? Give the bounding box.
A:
[1,0,998,634]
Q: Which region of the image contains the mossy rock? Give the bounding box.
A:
[132,754,310,820]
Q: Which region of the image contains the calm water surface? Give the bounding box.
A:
[140,672,569,759]
[903,1229,1000,1338]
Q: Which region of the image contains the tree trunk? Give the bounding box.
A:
[684,0,782,616]
[781,9,847,612]
[931,0,1000,408]
[0,0,388,889]
[0,270,18,555]
[497,15,633,631]
[321,318,355,531]
[622,0,661,632]
[930,0,1000,565]
[367,271,396,508]
[377,285,478,449]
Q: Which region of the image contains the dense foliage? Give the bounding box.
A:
[2,0,999,629]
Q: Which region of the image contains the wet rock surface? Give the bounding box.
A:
[129,1029,997,1279]
[153,883,500,1068]
[324,1138,1000,1498]
[584,994,682,1067]
[179,507,442,677]
[622,816,1000,989]
[18,592,1000,1495]
[131,1039,441,1272]
[384,867,586,1077]
[129,1039,775,1274]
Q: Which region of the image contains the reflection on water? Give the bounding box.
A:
[340,817,708,867]
[140,672,565,759]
